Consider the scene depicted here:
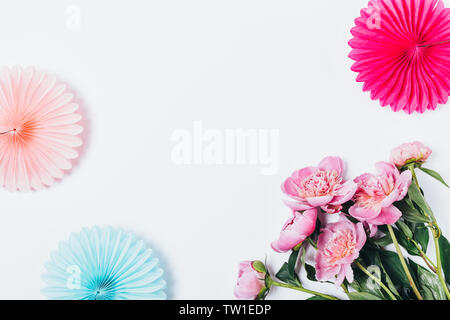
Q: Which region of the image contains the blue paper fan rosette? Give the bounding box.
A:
[42,226,167,300]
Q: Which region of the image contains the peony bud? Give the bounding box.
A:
[233,261,266,300]
[390,141,432,168]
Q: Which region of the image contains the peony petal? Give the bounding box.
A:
[272,209,317,252]
[282,199,313,211]
[355,222,367,250]
[331,180,358,205]
[291,167,317,181]
[316,229,335,251]
[271,230,302,253]
[315,259,340,283]
[380,188,399,208]
[306,195,333,207]
[335,266,347,287]
[281,178,300,197]
[396,170,412,200]
[344,264,354,284]
[367,206,402,226]
[366,222,378,238]
[318,156,344,175]
[293,209,317,236]
[375,161,399,179]
[349,205,380,221]
[321,204,343,214]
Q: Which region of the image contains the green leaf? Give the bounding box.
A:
[252,261,266,273]
[306,295,329,300]
[413,224,429,254]
[407,183,434,221]
[310,219,321,245]
[379,250,415,299]
[349,278,362,292]
[380,251,410,287]
[304,263,333,285]
[300,246,307,265]
[275,263,295,286]
[382,269,402,299]
[395,201,429,224]
[352,266,385,299]
[275,250,300,286]
[305,263,317,282]
[256,287,269,300]
[393,227,420,256]
[372,235,393,247]
[264,272,271,289]
[396,221,413,239]
[348,292,382,300]
[419,167,450,188]
[288,249,300,269]
[357,247,400,299]
[409,259,446,300]
[438,236,450,285]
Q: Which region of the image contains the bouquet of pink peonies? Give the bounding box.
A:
[234,142,450,300]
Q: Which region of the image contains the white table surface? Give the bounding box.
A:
[0,0,449,299]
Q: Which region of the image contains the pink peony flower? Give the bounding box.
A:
[271,209,317,253]
[281,157,357,213]
[316,217,366,286]
[349,162,412,235]
[234,261,265,300]
[390,141,432,167]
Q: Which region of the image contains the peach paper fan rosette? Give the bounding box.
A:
[0,66,83,192]
[349,0,450,114]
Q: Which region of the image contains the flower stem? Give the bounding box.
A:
[270,281,339,300]
[408,166,450,299]
[387,224,423,300]
[409,238,437,273]
[340,283,350,295]
[355,261,397,300]
[307,237,317,249]
[433,236,450,300]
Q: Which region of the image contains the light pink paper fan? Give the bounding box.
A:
[0,66,83,192]
[349,0,450,114]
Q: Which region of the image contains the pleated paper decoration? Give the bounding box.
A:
[349,0,450,114]
[42,227,167,300]
[0,66,83,191]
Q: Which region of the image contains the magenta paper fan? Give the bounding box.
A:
[0,66,83,192]
[349,0,450,114]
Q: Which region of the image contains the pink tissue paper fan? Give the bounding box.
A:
[0,66,83,192]
[349,0,450,114]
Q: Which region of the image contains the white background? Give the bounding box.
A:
[0,0,449,300]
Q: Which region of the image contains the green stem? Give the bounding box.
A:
[307,237,317,249]
[409,238,437,272]
[408,166,450,300]
[433,236,450,300]
[293,242,303,251]
[340,283,350,295]
[355,261,397,300]
[271,281,339,300]
[387,225,423,300]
